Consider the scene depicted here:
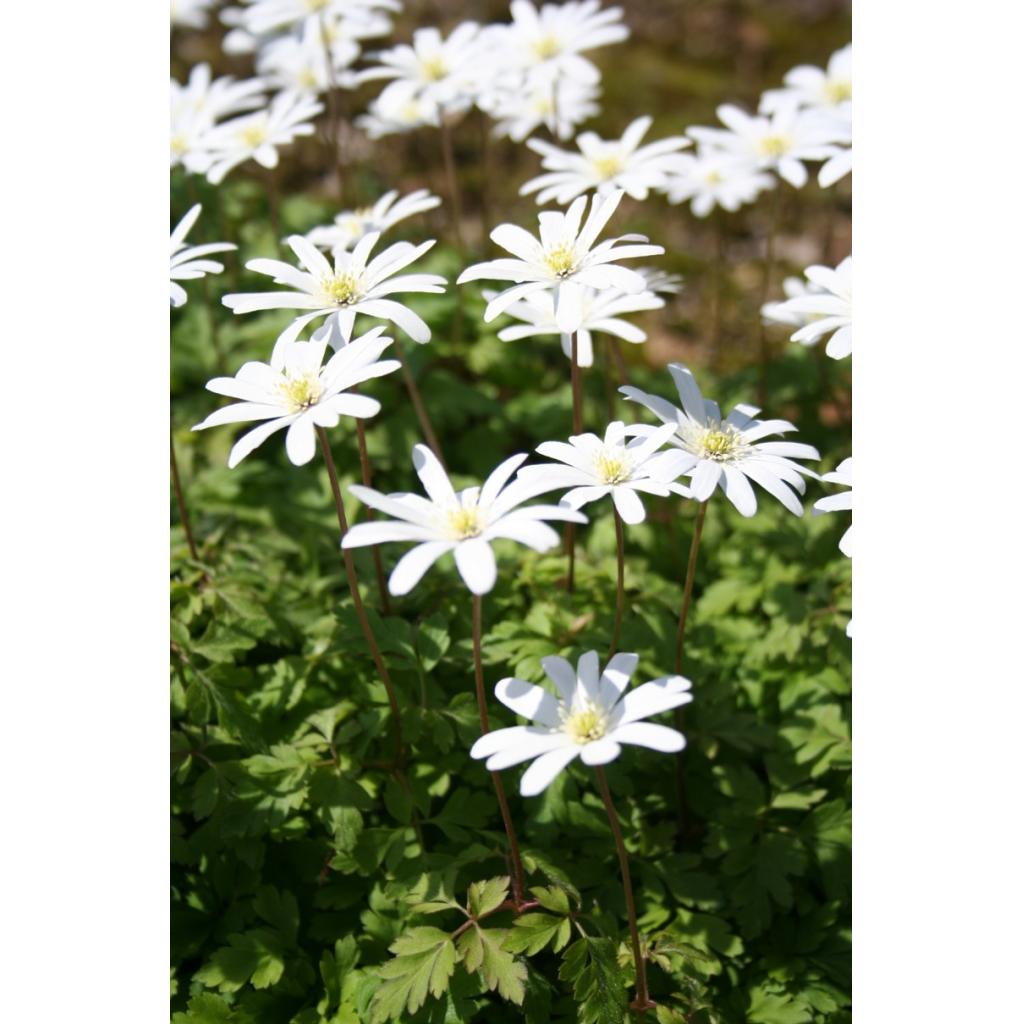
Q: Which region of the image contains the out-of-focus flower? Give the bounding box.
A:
[662,149,775,216]
[761,44,852,116]
[356,81,440,138]
[814,457,852,557]
[256,16,360,95]
[170,205,236,307]
[238,0,399,36]
[766,257,852,359]
[171,0,219,30]
[306,189,441,254]
[761,275,827,330]
[479,68,600,142]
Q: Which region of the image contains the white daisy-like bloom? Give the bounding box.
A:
[170,205,236,308]
[521,116,691,205]
[239,0,399,36]
[766,257,852,359]
[306,189,442,255]
[356,23,485,113]
[223,231,446,353]
[256,16,361,95]
[470,651,692,796]
[186,90,323,184]
[805,106,852,188]
[813,457,852,557]
[662,149,775,217]
[635,267,683,295]
[761,274,827,331]
[341,445,588,596]
[502,0,629,86]
[457,189,664,334]
[479,67,600,143]
[688,101,835,189]
[192,328,399,467]
[621,364,820,517]
[356,81,441,138]
[171,0,218,30]
[485,284,664,367]
[760,44,852,116]
[517,421,693,524]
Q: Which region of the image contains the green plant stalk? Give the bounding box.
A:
[170,434,200,562]
[566,330,583,592]
[594,766,653,1014]
[757,186,782,406]
[608,507,626,660]
[394,339,447,471]
[353,412,391,615]
[318,12,345,202]
[472,595,526,905]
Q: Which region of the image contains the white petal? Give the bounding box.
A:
[612,486,646,524]
[609,721,685,752]
[454,537,497,594]
[519,746,580,797]
[579,739,622,765]
[689,460,722,501]
[721,465,758,517]
[285,416,317,466]
[495,678,562,727]
[388,541,452,595]
[616,676,693,725]
[598,653,639,708]
[412,444,456,504]
[486,731,572,770]
[576,651,601,703]
[541,656,578,706]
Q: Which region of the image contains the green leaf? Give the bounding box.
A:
[503,913,571,955]
[456,925,527,1005]
[558,937,628,1024]
[467,876,509,918]
[370,927,457,1023]
[530,884,572,915]
[746,987,813,1024]
[194,928,286,993]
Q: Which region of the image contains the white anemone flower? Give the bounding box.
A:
[256,17,361,95]
[521,116,691,205]
[480,69,600,143]
[761,274,827,331]
[306,189,442,254]
[192,327,399,467]
[170,205,236,308]
[805,106,852,188]
[621,364,820,517]
[187,90,323,184]
[662,150,775,217]
[171,0,218,30]
[470,651,692,796]
[341,445,588,595]
[223,232,446,353]
[517,421,693,524]
[813,457,852,557]
[760,44,852,116]
[503,0,628,85]
[688,102,835,189]
[635,268,683,295]
[485,284,664,367]
[767,257,852,359]
[457,189,664,334]
[240,0,399,35]
[356,82,441,138]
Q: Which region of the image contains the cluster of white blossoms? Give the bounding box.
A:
[764,255,852,360]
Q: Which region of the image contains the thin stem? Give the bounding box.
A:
[267,164,282,255]
[440,119,465,254]
[757,186,782,406]
[477,110,494,240]
[608,508,626,660]
[594,766,652,1013]
[354,414,391,615]
[566,330,583,592]
[472,595,526,904]
[316,426,403,751]
[709,218,726,369]
[394,338,447,470]
[170,434,200,562]
[318,13,345,202]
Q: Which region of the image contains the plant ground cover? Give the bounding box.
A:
[171,3,851,1022]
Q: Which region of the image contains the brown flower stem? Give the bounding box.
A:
[757,186,782,407]
[267,164,282,255]
[170,434,200,562]
[594,766,653,1014]
[394,338,447,470]
[353,414,391,615]
[472,595,526,905]
[608,508,626,660]
[318,13,345,202]
[440,118,465,254]
[477,110,494,240]
[709,219,726,368]
[315,426,403,755]
[566,330,583,592]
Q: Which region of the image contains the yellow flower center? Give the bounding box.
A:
[398,101,422,123]
[594,450,631,485]
[592,154,624,180]
[532,34,562,60]
[704,169,723,185]
[170,134,188,155]
[447,505,483,539]
[698,426,742,461]
[563,704,608,744]
[544,242,577,278]
[758,134,791,158]
[277,372,323,412]
[825,79,852,104]
[532,96,554,115]
[421,55,448,81]
[305,0,330,10]
[322,271,362,306]
[240,122,268,148]
[298,67,319,89]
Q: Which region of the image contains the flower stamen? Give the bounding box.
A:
[562,703,608,744]
[544,242,577,278]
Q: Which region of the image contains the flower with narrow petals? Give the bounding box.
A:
[256,16,361,95]
[621,364,820,517]
[341,445,587,595]
[170,205,236,307]
[223,231,446,353]
[760,44,852,116]
[356,81,441,137]
[239,0,400,36]
[171,0,218,30]
[761,274,827,331]
[814,457,852,557]
[662,149,775,217]
[457,189,663,334]
[521,116,691,205]
[517,420,693,524]
[486,283,663,367]
[766,256,851,359]
[192,328,399,467]
[479,68,600,142]
[470,651,692,796]
[306,189,441,255]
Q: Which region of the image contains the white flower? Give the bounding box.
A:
[760,44,852,116]
[635,267,683,295]
[223,231,446,353]
[517,420,692,524]
[767,256,852,359]
[341,445,588,595]
[688,102,835,189]
[170,205,236,307]
[186,90,323,184]
[621,364,820,517]
[356,81,440,138]
[470,651,692,796]
[805,106,852,187]
[662,149,775,217]
[457,189,664,334]
[239,0,399,36]
[306,189,441,254]
[502,0,628,85]
[255,16,361,95]
[521,116,691,205]
[486,283,664,367]
[171,0,218,30]
[479,69,600,143]
[192,327,399,467]
[813,457,852,557]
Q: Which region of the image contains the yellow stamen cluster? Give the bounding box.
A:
[298,68,320,90]
[305,0,330,11]
[592,154,624,180]
[703,169,724,185]
[698,425,742,461]
[531,34,562,60]
[544,242,577,278]
[447,505,483,539]
[421,56,449,81]
[322,272,362,306]
[758,134,791,158]
[594,450,632,485]
[277,372,323,412]
[171,134,188,155]
[240,123,269,148]
[563,704,608,744]
[825,79,852,104]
